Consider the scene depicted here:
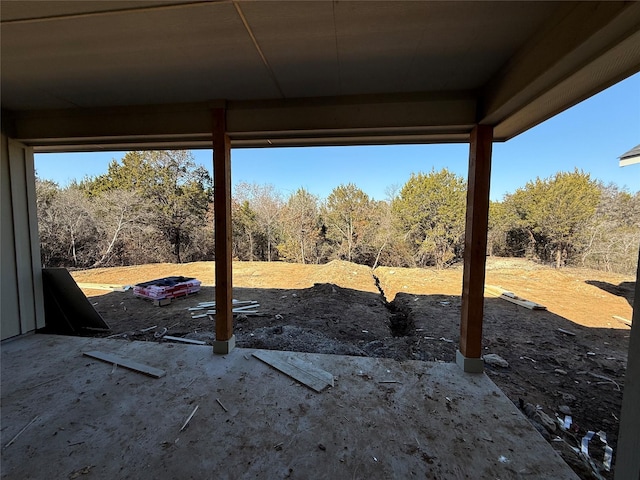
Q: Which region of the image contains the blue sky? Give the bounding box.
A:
[35,73,639,202]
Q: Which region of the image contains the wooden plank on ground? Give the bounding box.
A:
[252,350,333,393]
[613,315,632,327]
[232,304,260,312]
[83,350,166,378]
[499,292,546,310]
[163,336,207,345]
[77,283,128,292]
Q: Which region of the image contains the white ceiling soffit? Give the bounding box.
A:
[1,1,639,150]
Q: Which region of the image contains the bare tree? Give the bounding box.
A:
[39,185,97,267]
[90,189,149,267]
[279,188,321,264]
[234,182,284,261]
[581,185,640,274]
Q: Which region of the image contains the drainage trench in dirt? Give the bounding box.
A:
[372,273,415,337]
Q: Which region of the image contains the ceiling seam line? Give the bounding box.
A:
[233,1,285,99]
[0,1,221,25]
[332,1,342,94]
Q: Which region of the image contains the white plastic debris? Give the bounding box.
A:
[581,430,613,472]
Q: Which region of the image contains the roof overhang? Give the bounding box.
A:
[619,144,640,167]
[1,1,639,152]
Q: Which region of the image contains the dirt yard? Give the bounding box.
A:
[70,258,634,479]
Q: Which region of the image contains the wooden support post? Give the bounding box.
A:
[212,107,235,353]
[457,125,493,373]
[614,247,640,478]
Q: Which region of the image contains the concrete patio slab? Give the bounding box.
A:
[1,334,578,479]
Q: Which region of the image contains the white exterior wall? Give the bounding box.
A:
[0,132,45,340]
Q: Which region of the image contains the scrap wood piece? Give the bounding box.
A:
[252,350,334,393]
[232,304,261,312]
[216,398,228,412]
[76,283,127,292]
[499,291,546,310]
[180,405,199,432]
[588,372,621,391]
[68,465,95,479]
[612,315,631,327]
[198,308,260,316]
[4,415,39,448]
[83,351,166,378]
[557,328,576,336]
[163,336,207,345]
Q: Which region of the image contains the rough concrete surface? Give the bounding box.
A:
[1,334,578,479]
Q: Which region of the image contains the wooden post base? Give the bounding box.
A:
[456,350,484,373]
[213,334,236,354]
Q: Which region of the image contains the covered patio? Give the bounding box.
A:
[1,334,579,479]
[2,1,639,477]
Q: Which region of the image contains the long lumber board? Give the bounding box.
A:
[499,292,546,310]
[83,350,166,378]
[485,284,546,310]
[163,336,207,345]
[77,283,128,292]
[612,315,632,327]
[252,350,334,392]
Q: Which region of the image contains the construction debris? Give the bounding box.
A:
[500,291,546,310]
[180,405,199,432]
[557,328,576,336]
[485,284,546,310]
[581,430,613,473]
[216,398,228,412]
[68,465,95,479]
[522,402,556,433]
[612,315,631,327]
[587,372,621,391]
[4,415,39,448]
[189,299,260,318]
[83,351,166,378]
[42,268,111,334]
[76,283,130,292]
[154,328,168,338]
[134,276,201,306]
[163,336,206,345]
[253,350,334,392]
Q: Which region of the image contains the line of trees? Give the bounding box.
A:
[36,150,640,275]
